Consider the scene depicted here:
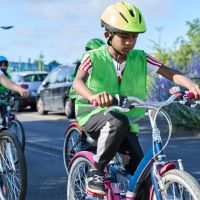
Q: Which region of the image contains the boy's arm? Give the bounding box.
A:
[73,70,112,106]
[73,70,93,101]
[0,74,29,97]
[157,65,200,98]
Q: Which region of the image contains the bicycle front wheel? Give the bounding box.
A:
[0,130,27,200]
[67,156,92,200]
[67,156,109,200]
[9,119,25,151]
[152,169,200,200]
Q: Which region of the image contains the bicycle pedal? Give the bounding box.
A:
[104,175,112,181]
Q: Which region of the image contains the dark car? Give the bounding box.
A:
[36,65,75,117]
[11,71,49,111]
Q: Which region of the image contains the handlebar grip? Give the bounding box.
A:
[185,91,195,99]
[92,99,99,107]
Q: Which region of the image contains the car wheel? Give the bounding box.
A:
[14,100,23,112]
[64,99,75,118]
[37,97,48,115]
[31,104,36,111]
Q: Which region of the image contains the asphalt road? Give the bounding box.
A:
[16,111,200,200]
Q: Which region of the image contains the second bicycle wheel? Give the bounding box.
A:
[151,169,200,200]
[0,130,27,200]
[63,124,83,172]
[9,119,25,151]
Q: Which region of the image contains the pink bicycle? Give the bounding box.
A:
[65,88,200,200]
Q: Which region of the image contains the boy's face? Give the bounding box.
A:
[108,32,138,55]
[0,62,7,70]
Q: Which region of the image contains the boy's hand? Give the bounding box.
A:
[18,87,30,98]
[89,92,113,107]
[189,84,200,99]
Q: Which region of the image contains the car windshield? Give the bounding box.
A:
[12,74,47,82]
[46,66,74,84]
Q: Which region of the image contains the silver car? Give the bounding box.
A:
[11,71,49,111]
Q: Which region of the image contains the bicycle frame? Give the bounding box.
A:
[105,108,176,200]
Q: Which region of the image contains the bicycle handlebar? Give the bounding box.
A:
[104,89,199,115]
[0,91,23,104]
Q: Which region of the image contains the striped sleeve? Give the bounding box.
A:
[78,54,92,74]
[146,53,162,76]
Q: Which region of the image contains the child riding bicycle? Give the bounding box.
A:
[0,56,29,98]
[73,1,200,197]
[0,56,29,124]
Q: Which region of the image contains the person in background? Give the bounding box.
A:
[72,38,106,81]
[0,56,29,97]
[68,38,105,118]
[73,2,200,198]
[0,56,29,122]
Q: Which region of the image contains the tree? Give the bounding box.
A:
[48,60,60,71]
[152,18,200,72]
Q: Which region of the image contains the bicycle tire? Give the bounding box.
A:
[0,129,27,200]
[151,169,200,200]
[9,119,26,151]
[63,125,83,172]
[67,156,109,200]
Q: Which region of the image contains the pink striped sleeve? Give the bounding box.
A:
[146,53,163,76]
[146,54,162,67]
[79,54,92,73]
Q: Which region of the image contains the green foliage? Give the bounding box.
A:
[152,18,200,72]
[186,18,200,54]
[153,49,171,66]
[172,38,192,71]
[148,18,200,128]
[48,60,60,66]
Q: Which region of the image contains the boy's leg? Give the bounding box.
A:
[119,134,151,200]
[83,111,130,194]
[119,134,144,173]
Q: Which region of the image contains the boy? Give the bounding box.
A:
[73,2,200,197]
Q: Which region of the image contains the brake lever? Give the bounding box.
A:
[179,92,197,108]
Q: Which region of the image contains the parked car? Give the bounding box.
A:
[36,65,75,118]
[11,71,49,111]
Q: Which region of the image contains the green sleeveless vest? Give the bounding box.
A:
[75,46,147,133]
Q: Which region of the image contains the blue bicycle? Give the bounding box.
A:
[66,88,200,200]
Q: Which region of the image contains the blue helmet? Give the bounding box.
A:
[0,56,8,62]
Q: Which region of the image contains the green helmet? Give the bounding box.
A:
[101,2,146,33]
[85,38,105,51]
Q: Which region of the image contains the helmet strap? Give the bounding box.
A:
[107,32,126,60]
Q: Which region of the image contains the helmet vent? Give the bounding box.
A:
[119,12,128,23]
[129,10,135,18]
[139,13,142,23]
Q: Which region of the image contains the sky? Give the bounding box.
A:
[0,0,200,65]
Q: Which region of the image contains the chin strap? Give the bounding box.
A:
[107,32,126,64]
